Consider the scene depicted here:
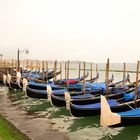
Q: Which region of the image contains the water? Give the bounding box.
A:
[0,63,140,140]
[47,62,137,82]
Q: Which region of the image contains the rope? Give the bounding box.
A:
[124,102,134,110]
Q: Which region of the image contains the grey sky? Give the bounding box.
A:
[0,0,140,62]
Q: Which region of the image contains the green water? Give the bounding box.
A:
[1,85,140,140]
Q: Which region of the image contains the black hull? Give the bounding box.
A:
[111,117,140,127]
[70,99,140,117]
[26,87,84,99]
[67,88,81,92]
[121,116,140,126]
[54,71,89,86]
[70,105,100,117]
[28,84,64,90]
[26,87,47,99]
[6,81,22,90]
[50,90,125,107]
[26,86,101,99]
[51,94,66,107]
[0,74,3,83]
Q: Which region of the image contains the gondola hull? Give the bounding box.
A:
[49,87,130,107]
[6,80,22,90]
[69,99,140,117]
[26,87,67,99]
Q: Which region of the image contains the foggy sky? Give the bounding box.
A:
[0,0,140,63]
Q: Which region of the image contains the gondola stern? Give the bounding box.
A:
[100,95,121,127]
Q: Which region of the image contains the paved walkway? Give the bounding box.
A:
[0,94,69,140]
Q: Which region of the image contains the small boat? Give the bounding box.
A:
[47,85,103,106]
[22,78,101,99]
[54,71,89,86]
[100,95,140,126]
[6,71,60,90]
[22,78,69,98]
[67,73,131,91]
[46,84,128,107]
[28,81,61,90]
[25,84,101,99]
[67,74,114,91]
[46,75,131,107]
[4,72,23,90]
[22,70,61,80]
[25,86,67,99]
[64,87,140,117]
[4,70,60,90]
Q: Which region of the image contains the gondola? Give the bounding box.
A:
[100,95,140,126]
[25,71,89,91]
[7,80,22,90]
[23,74,130,100]
[41,71,61,80]
[46,84,128,107]
[4,73,21,90]
[4,69,60,90]
[27,81,60,90]
[54,71,89,86]
[22,78,101,99]
[23,78,67,99]
[22,69,54,76]
[22,70,60,81]
[25,86,67,99]
[46,75,131,107]
[67,74,114,91]
[64,87,140,117]
[25,83,101,99]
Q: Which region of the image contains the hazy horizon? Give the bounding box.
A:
[1,0,140,63]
